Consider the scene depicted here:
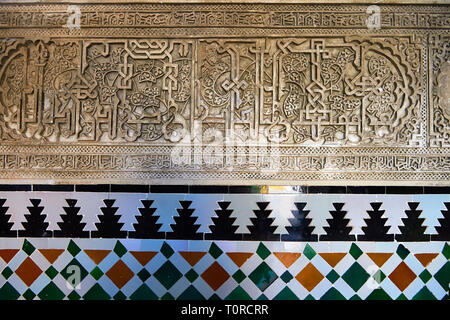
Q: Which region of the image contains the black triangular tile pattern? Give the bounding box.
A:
[0,195,447,241]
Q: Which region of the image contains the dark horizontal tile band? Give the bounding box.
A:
[0,184,448,194]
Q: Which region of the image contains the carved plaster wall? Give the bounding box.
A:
[0,2,449,184]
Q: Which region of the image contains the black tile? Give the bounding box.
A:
[424,186,450,194]
[0,184,31,192]
[386,186,424,194]
[110,184,149,193]
[307,186,347,194]
[189,185,229,194]
[33,184,74,192]
[228,186,264,193]
[243,202,280,241]
[150,185,188,193]
[347,186,386,194]
[75,184,110,192]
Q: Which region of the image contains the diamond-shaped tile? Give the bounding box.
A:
[67,240,81,257]
[326,270,340,284]
[388,261,416,291]
[256,243,271,260]
[419,269,432,283]
[342,262,370,291]
[373,270,386,284]
[106,260,134,289]
[154,261,182,289]
[45,266,58,280]
[83,283,110,300]
[349,244,363,260]
[295,263,324,292]
[442,243,450,260]
[280,271,293,283]
[37,282,65,300]
[22,240,35,256]
[113,291,127,300]
[303,244,316,260]
[1,267,13,280]
[160,242,174,259]
[201,262,229,291]
[0,283,20,300]
[396,244,410,260]
[90,266,104,281]
[208,243,223,259]
[185,269,198,283]
[22,289,36,300]
[113,241,127,258]
[60,258,89,288]
[232,270,246,284]
[249,262,277,292]
[137,268,151,282]
[15,257,42,286]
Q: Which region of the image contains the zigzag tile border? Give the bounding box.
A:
[0,191,449,241]
[0,239,448,300]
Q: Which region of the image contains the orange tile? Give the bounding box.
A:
[179,252,207,267]
[38,249,64,264]
[273,252,301,268]
[201,262,229,291]
[106,260,134,289]
[295,263,324,292]
[0,249,19,263]
[84,250,111,265]
[15,257,42,287]
[129,251,158,266]
[226,252,252,267]
[319,253,346,268]
[388,262,416,291]
[414,253,439,267]
[366,253,393,268]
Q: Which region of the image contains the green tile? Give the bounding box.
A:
[113,241,127,258]
[248,262,277,292]
[60,258,88,288]
[434,261,450,291]
[342,262,370,291]
[396,293,408,300]
[419,269,432,283]
[280,270,293,283]
[185,269,198,283]
[396,244,410,260]
[160,242,174,259]
[209,293,221,300]
[208,242,223,259]
[232,270,246,284]
[38,282,65,300]
[366,288,392,300]
[305,294,315,300]
[373,270,386,284]
[113,291,127,300]
[273,287,298,300]
[137,268,151,282]
[303,244,316,260]
[442,242,450,260]
[320,287,346,300]
[154,261,182,290]
[0,282,20,300]
[412,287,437,300]
[90,266,104,281]
[1,267,13,280]
[256,243,271,260]
[161,292,175,300]
[350,294,361,300]
[22,239,35,256]
[349,243,363,260]
[257,294,268,300]
[178,285,205,300]
[67,240,81,257]
[130,284,158,300]
[326,270,339,284]
[83,283,110,300]
[45,266,58,280]
[22,289,36,300]
[225,286,251,300]
[67,291,81,300]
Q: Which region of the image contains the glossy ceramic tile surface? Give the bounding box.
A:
[0,187,448,300]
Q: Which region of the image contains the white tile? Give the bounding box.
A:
[376,195,413,235]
